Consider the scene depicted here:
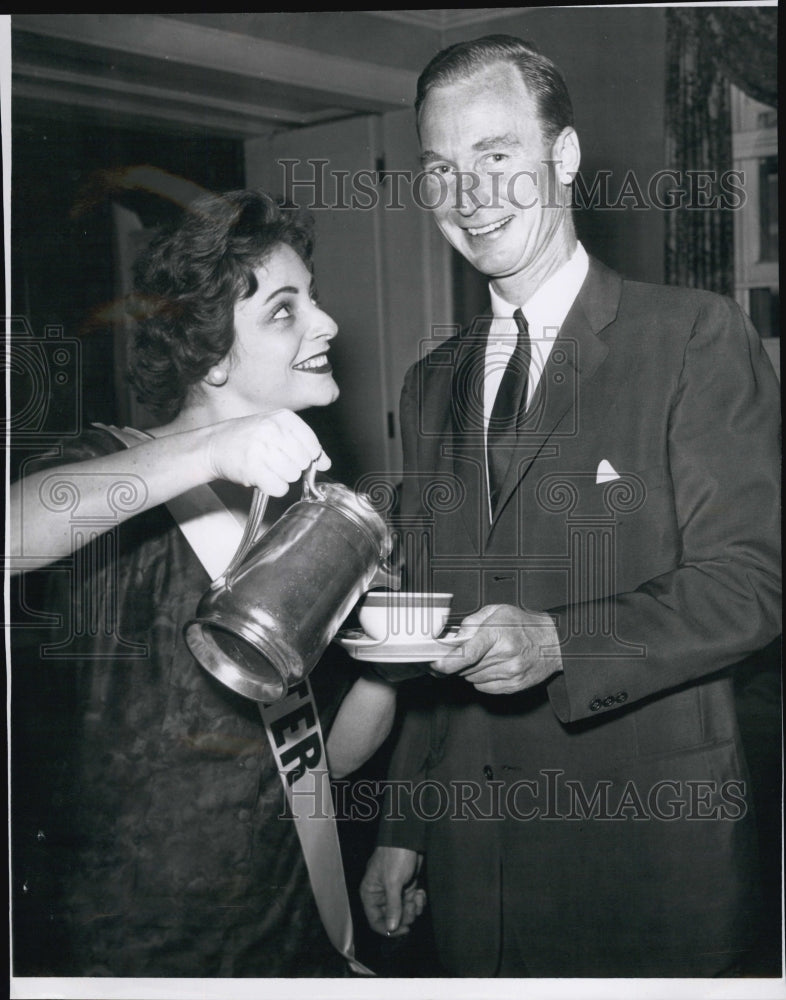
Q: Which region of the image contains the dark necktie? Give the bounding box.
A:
[487,307,531,513]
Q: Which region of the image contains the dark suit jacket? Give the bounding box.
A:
[380,258,781,976]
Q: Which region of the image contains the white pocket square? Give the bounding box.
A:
[596,459,621,484]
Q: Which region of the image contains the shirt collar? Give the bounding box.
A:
[488,242,589,332]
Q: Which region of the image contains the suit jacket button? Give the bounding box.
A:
[483,765,494,780]
[590,698,603,712]
[602,695,615,707]
[615,691,628,703]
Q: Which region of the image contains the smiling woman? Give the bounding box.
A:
[10,192,338,568]
[224,244,339,417]
[128,189,339,425]
[10,188,397,977]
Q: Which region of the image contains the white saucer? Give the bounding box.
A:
[335,628,464,663]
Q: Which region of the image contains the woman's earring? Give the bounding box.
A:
[206,366,227,387]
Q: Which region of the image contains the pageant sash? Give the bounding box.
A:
[96,424,373,976]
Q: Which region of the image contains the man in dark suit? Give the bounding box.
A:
[359,36,781,977]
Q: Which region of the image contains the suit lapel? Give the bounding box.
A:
[488,259,622,533]
[446,316,491,548]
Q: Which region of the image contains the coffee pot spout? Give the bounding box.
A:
[369,558,401,592]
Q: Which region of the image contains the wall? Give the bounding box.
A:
[11,111,244,434]
[164,12,439,73]
[246,108,452,486]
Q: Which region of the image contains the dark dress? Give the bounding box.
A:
[11,427,353,977]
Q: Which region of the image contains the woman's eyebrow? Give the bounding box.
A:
[263,285,298,303]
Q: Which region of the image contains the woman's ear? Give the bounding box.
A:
[204,366,228,387]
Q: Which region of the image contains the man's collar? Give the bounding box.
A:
[488,242,590,329]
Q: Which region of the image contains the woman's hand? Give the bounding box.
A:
[203,409,331,495]
[10,410,331,574]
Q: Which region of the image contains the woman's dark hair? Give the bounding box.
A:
[128,189,314,418]
[415,34,574,145]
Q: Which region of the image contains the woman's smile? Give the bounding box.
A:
[293,351,333,373]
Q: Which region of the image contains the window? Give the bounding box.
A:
[731,86,779,350]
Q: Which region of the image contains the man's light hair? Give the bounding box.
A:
[415,34,575,146]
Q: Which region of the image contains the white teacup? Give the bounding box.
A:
[358,591,453,643]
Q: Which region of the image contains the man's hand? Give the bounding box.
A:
[360,846,425,937]
[431,604,562,694]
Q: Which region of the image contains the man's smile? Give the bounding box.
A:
[465,215,514,237]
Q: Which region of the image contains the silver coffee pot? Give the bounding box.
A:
[185,468,395,703]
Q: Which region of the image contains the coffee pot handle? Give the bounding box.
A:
[220,459,322,586]
[301,458,324,500]
[218,487,269,587]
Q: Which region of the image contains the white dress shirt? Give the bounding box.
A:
[484,241,589,519]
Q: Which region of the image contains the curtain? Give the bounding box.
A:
[702,6,777,110]
[664,6,777,293]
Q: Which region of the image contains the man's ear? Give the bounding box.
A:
[552,127,581,183]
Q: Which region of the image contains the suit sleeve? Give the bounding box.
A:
[547,296,781,723]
